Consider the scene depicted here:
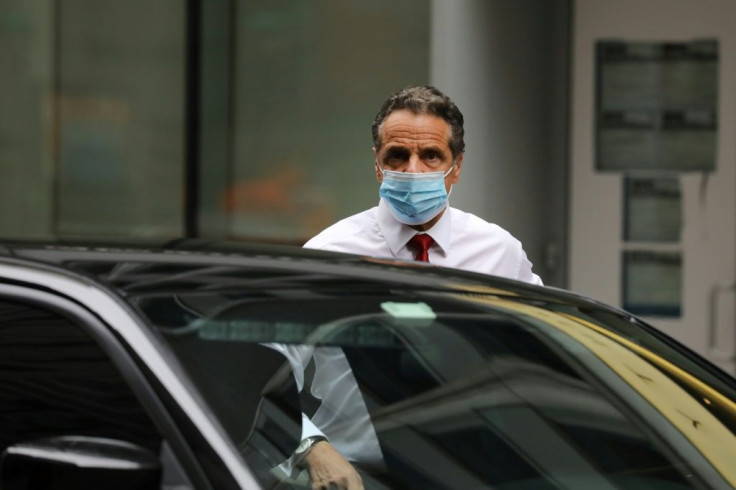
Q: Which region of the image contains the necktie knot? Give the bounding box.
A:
[408,234,434,262]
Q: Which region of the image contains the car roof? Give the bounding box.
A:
[0,237,612,315]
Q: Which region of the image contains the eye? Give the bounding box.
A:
[422,150,443,166]
[383,149,409,167]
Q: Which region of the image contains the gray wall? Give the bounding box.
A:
[431,0,570,287]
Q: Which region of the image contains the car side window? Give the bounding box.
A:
[0,297,191,488]
[0,298,160,451]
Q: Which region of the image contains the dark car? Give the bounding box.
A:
[0,240,734,489]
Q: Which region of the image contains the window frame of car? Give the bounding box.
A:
[0,258,260,489]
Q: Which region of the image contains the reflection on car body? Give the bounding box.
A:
[0,240,734,489]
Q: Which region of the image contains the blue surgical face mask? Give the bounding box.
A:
[378,164,455,225]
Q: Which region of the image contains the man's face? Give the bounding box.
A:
[374,109,463,193]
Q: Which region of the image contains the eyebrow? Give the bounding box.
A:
[382,147,410,159]
[419,146,446,155]
[383,143,448,153]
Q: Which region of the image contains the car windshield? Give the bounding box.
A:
[91,260,736,489]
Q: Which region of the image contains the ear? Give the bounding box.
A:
[373,147,383,183]
[448,153,463,185]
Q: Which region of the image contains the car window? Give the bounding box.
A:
[133,287,736,489]
[0,298,192,489]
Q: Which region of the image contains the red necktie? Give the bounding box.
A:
[408,234,434,262]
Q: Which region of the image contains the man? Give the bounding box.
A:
[296,85,542,489]
[305,85,542,284]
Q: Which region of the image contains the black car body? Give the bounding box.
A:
[0,240,735,489]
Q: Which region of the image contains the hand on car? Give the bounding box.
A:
[304,441,364,490]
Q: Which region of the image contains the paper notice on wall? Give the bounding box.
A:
[596,40,718,172]
[623,250,682,317]
[624,177,682,242]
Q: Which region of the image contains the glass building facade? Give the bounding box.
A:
[0,0,429,243]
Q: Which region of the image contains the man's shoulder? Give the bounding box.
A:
[449,207,518,245]
[303,207,378,251]
[447,207,543,285]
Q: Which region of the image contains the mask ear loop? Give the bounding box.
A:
[375,158,384,178]
[445,160,457,198]
[442,160,457,178]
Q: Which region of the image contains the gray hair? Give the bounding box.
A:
[372,85,465,159]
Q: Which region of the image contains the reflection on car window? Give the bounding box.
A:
[130,281,736,490]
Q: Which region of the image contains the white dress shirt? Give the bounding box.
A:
[280,199,543,469]
[265,343,383,468]
[305,198,543,285]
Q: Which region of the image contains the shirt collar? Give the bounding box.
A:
[377,198,452,257]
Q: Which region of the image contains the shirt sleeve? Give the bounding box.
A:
[300,413,327,440]
[516,245,544,286]
[261,343,327,440]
